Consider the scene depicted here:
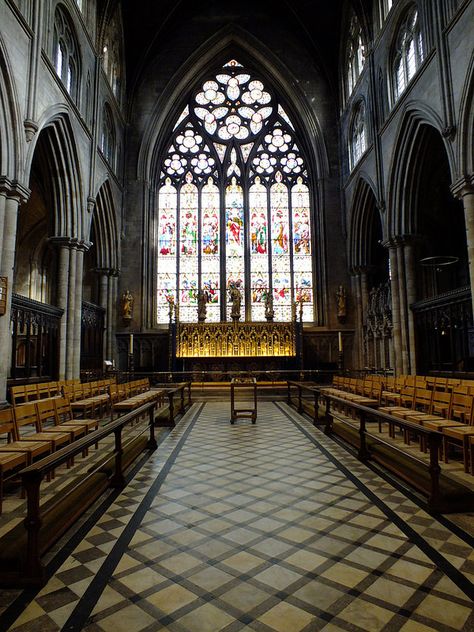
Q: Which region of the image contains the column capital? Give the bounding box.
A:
[77,240,93,253]
[48,236,76,249]
[451,174,474,199]
[381,237,401,249]
[0,176,30,202]
[94,267,119,277]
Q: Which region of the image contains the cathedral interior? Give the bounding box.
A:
[1,0,474,630]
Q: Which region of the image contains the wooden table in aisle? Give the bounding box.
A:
[230,377,257,424]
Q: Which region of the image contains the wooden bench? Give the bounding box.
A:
[112,389,166,420]
[0,400,159,587]
[315,391,474,514]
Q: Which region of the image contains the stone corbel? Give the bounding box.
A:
[442,125,456,140]
[23,119,39,143]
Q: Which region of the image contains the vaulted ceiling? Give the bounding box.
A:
[115,0,372,94]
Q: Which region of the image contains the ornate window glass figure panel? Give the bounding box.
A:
[156,59,314,323]
[271,177,292,321]
[250,178,269,320]
[201,178,221,322]
[157,180,178,322]
[53,6,80,101]
[179,176,199,322]
[292,180,313,321]
[225,179,245,320]
[392,7,424,102]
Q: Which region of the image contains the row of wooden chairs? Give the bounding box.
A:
[379,388,474,473]
[329,375,474,474]
[10,379,117,407]
[0,397,99,513]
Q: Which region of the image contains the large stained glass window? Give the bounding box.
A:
[156,60,314,323]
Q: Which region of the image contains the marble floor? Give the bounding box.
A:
[1,401,474,631]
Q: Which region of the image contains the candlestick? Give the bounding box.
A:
[338,331,342,352]
[129,333,134,354]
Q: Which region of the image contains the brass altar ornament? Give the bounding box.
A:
[176,322,296,358]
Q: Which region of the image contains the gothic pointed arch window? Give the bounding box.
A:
[392,5,424,102]
[346,14,366,99]
[349,101,367,169]
[101,103,116,169]
[53,5,80,101]
[156,60,314,324]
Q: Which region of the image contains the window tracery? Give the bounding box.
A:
[350,101,367,169]
[101,104,116,168]
[156,60,314,323]
[392,6,424,101]
[346,15,366,99]
[102,7,123,100]
[53,6,80,101]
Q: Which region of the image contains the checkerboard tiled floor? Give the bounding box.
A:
[2,401,474,631]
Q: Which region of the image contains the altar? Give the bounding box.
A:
[176,321,297,358]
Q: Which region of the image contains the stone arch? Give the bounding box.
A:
[24,110,85,240]
[137,27,329,187]
[134,26,333,328]
[387,103,454,237]
[348,176,387,281]
[0,33,22,181]
[91,179,119,272]
[458,49,474,177]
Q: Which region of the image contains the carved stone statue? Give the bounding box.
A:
[229,283,242,321]
[121,289,133,321]
[336,285,346,321]
[197,289,207,322]
[264,290,274,321]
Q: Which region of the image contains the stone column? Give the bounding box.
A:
[396,239,409,374]
[451,176,474,317]
[351,271,363,368]
[73,244,87,378]
[0,191,6,257]
[386,240,403,375]
[0,180,30,404]
[110,273,119,364]
[96,267,119,362]
[49,237,72,379]
[403,236,418,374]
[66,242,78,380]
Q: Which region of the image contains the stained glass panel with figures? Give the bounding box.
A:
[156,60,314,324]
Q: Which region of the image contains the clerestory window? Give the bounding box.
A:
[350,101,367,169]
[53,6,80,101]
[156,60,314,324]
[392,6,424,102]
[346,15,366,99]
